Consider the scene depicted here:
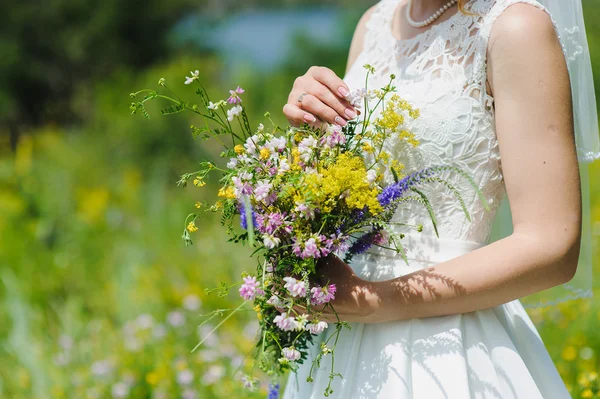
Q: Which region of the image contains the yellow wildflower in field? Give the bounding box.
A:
[234,144,245,154]
[195,202,202,209]
[193,177,206,187]
[218,186,236,199]
[260,148,271,160]
[145,371,160,386]
[187,221,199,233]
[562,346,578,362]
[581,389,593,398]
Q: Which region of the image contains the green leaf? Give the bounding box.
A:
[160,103,185,115]
[409,187,439,238]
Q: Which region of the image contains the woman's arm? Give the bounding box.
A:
[320,5,582,324]
[345,6,377,75]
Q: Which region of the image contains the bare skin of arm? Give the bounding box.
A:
[311,5,582,324]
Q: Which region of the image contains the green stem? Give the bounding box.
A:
[191,300,250,353]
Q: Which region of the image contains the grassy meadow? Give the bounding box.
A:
[1,3,600,399]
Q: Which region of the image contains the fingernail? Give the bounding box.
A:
[334,116,347,126]
[345,108,357,119]
[338,86,349,97]
[304,114,316,123]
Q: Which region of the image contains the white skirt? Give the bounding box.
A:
[282,234,570,399]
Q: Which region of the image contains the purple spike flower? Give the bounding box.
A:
[267,383,280,399]
[238,201,257,230]
[378,168,437,207]
[347,230,385,256]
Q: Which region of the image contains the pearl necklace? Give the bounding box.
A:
[406,0,458,28]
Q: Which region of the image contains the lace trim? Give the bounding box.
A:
[522,287,593,309]
[578,150,600,163]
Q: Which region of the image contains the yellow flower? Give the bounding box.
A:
[362,143,375,154]
[260,147,271,159]
[578,373,590,387]
[377,151,391,165]
[253,304,262,321]
[301,152,382,214]
[589,372,598,381]
[195,202,202,209]
[145,371,160,386]
[390,159,405,177]
[399,129,420,147]
[562,346,578,362]
[581,389,593,398]
[234,144,245,154]
[193,177,206,187]
[211,200,224,211]
[187,221,199,233]
[217,186,236,199]
[175,359,188,371]
[291,148,302,171]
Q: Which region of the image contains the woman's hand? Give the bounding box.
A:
[294,255,377,323]
[283,66,359,128]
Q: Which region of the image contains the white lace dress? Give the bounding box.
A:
[282,0,572,398]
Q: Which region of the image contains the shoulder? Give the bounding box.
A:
[486,2,568,98]
[351,3,381,45]
[345,3,383,73]
[488,2,559,52]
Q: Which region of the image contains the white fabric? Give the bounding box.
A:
[282,0,574,397]
[538,0,600,163]
[283,236,570,398]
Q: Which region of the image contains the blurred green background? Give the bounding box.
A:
[0,1,599,398]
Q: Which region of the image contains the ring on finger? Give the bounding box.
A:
[297,92,308,105]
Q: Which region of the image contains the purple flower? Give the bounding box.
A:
[281,347,301,361]
[239,276,260,300]
[268,383,280,399]
[266,295,283,307]
[227,86,244,104]
[283,277,307,297]
[378,168,436,207]
[257,212,286,235]
[347,230,384,257]
[306,321,328,334]
[238,201,257,230]
[325,233,350,254]
[310,284,337,305]
[292,239,303,257]
[177,369,194,386]
[303,238,320,258]
[294,202,315,220]
[253,180,272,202]
[273,312,298,331]
[321,126,347,147]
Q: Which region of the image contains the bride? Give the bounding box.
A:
[279,0,599,398]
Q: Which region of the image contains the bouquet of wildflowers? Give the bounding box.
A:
[130,65,483,397]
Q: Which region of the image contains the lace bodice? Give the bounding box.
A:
[343,0,550,244]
